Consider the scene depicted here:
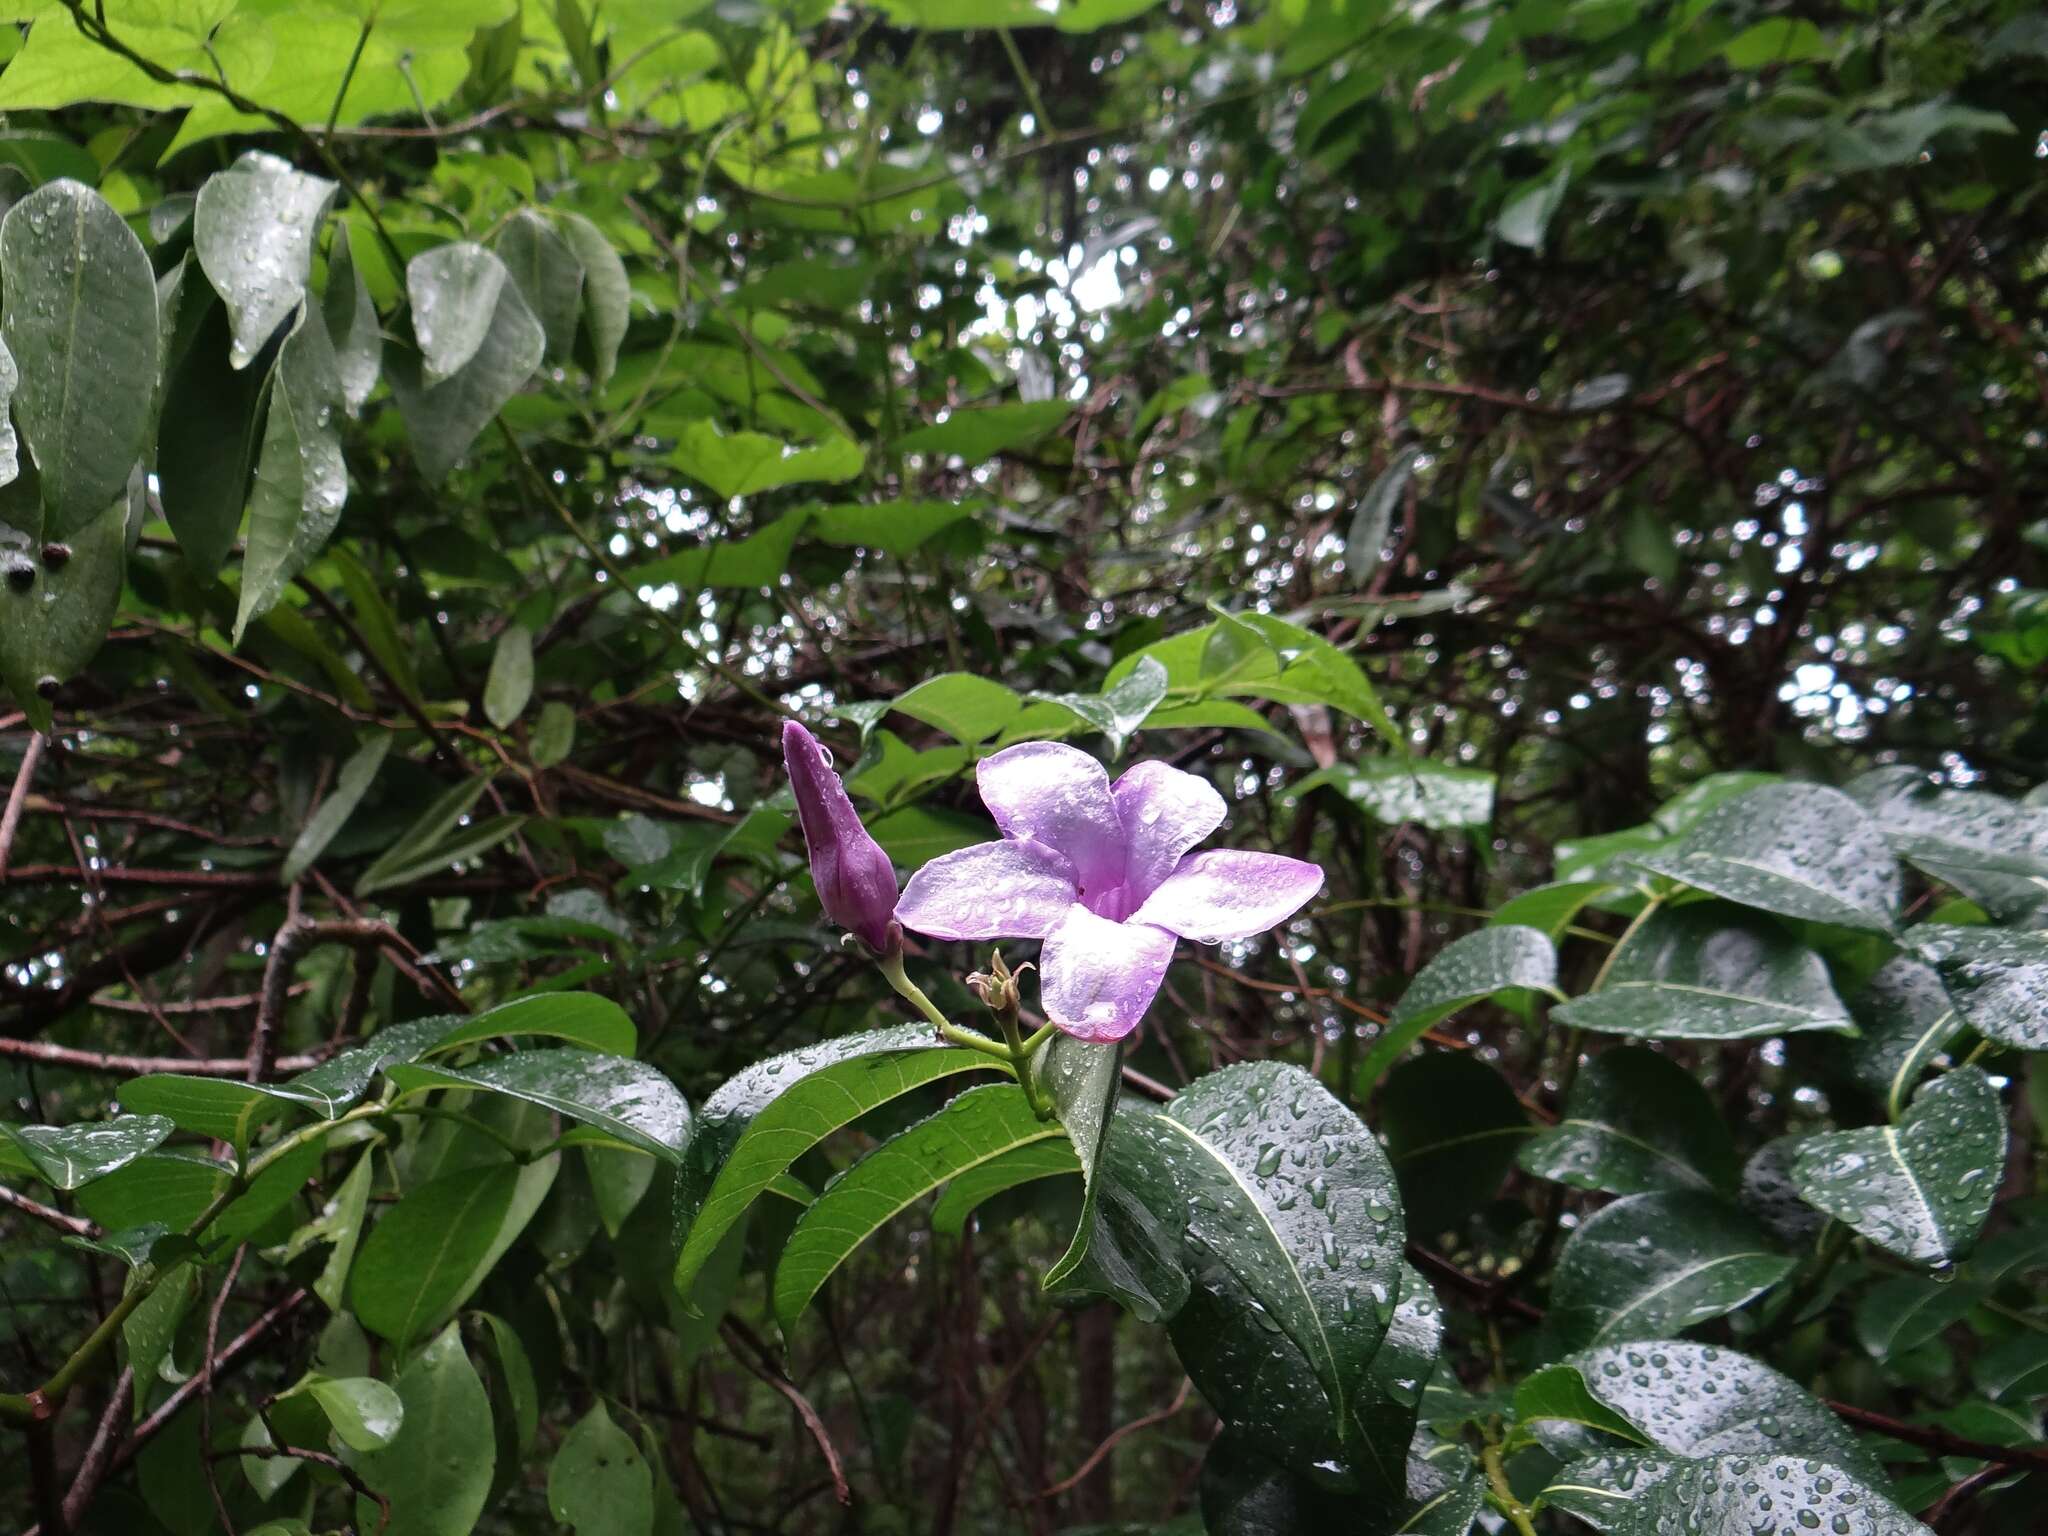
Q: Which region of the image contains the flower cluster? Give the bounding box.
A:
[781,725,1322,1043]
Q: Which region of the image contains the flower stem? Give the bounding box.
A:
[877,952,1051,1118]
[1482,1440,1540,1536]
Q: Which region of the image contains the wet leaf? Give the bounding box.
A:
[548,1402,652,1536]
[349,1324,495,1536]
[1031,1031,1122,1287]
[1791,1065,2005,1265]
[287,1374,405,1452]
[1554,902,1854,1041]
[282,731,392,885]
[0,485,126,732]
[1518,1047,1739,1197]
[1974,1332,2048,1401]
[1842,956,1968,1121]
[1361,925,1557,1089]
[1548,1192,1793,1350]
[0,1114,175,1190]
[391,244,543,480]
[1632,783,1899,934]
[1910,925,2048,1052]
[1381,1052,1530,1233]
[928,1135,1079,1234]
[388,1050,692,1162]
[1541,1450,1924,1536]
[154,292,269,579]
[352,1163,521,1348]
[193,151,337,369]
[323,222,382,415]
[554,211,627,384]
[1855,1273,1986,1362]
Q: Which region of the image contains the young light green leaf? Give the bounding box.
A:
[288,1374,405,1452]
[428,992,638,1057]
[193,152,338,369]
[314,1147,376,1310]
[1791,1065,2006,1265]
[1553,903,1854,1041]
[282,731,392,885]
[1518,1047,1739,1197]
[349,1323,495,1536]
[891,672,1024,743]
[1290,759,1495,830]
[668,423,863,500]
[388,1050,692,1163]
[673,1026,997,1293]
[1029,653,1168,756]
[483,622,534,729]
[1547,1192,1794,1350]
[1632,783,1900,934]
[548,1402,653,1536]
[0,178,159,538]
[234,297,349,643]
[895,399,1069,459]
[773,1082,1063,1334]
[1360,925,1557,1089]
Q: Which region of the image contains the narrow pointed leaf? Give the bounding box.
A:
[554,211,628,385]
[427,994,637,1057]
[389,1050,691,1162]
[484,622,534,729]
[929,1136,1080,1234]
[391,247,543,481]
[155,293,269,579]
[282,731,391,885]
[352,1164,521,1347]
[1032,1031,1121,1287]
[323,222,382,416]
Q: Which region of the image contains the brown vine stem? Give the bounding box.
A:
[0,731,47,880]
[720,1319,852,1506]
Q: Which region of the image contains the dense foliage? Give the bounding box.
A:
[0,0,2043,1533]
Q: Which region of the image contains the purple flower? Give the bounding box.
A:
[894,742,1324,1042]
[783,721,898,953]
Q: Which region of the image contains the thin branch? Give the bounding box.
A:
[1039,1378,1192,1500]
[720,1320,852,1506]
[0,1036,330,1077]
[0,731,48,880]
[0,1184,97,1240]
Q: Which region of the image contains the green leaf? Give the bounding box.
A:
[323,222,382,415]
[1492,880,1613,939]
[1845,767,2048,887]
[1855,1273,1986,1363]
[773,1082,1059,1333]
[896,399,1069,458]
[1974,1333,2048,1402]
[1360,926,1557,1089]
[1911,925,2048,1052]
[115,1076,294,1155]
[673,1026,997,1293]
[282,731,392,885]
[668,423,862,500]
[809,498,980,554]
[1632,784,1900,934]
[1791,1065,2006,1265]
[1555,1341,1886,1483]
[532,699,576,767]
[354,776,496,895]
[349,1323,495,1536]
[194,152,338,369]
[1157,1061,1407,1429]
[1496,168,1569,251]
[1031,1031,1121,1287]
[1345,445,1421,577]
[1720,18,1832,66]
[391,246,543,481]
[314,1147,376,1310]
[1031,655,1168,756]
[548,1402,653,1536]
[1548,1192,1794,1350]
[352,1163,522,1347]
[1518,1047,1739,1197]
[1511,1363,1647,1447]
[1553,902,1854,1041]
[389,1050,692,1163]
[234,297,349,642]
[1542,1452,1920,1536]
[891,672,1024,743]
[484,622,534,729]
[428,991,638,1058]
[928,1136,1080,1235]
[554,212,628,385]
[1223,609,1397,743]
[154,293,269,580]
[1842,957,1967,1121]
[1291,759,1494,830]
[0,470,126,732]
[626,510,810,589]
[494,209,583,363]
[76,1150,231,1234]
[1381,1052,1531,1233]
[0,1114,174,1189]
[0,178,158,537]
[286,1374,405,1453]
[124,1261,198,1412]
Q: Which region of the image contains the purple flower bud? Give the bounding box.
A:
[782,721,899,953]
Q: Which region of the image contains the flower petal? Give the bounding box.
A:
[783,720,899,950]
[1038,906,1177,1043]
[894,839,1080,941]
[975,741,1124,899]
[1130,849,1326,943]
[1112,760,1227,904]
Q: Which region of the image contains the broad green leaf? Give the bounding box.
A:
[891,672,1023,743]
[1791,1065,2006,1265]
[668,423,862,500]
[847,729,969,807]
[1555,1341,1886,1484]
[115,1075,294,1154]
[323,222,381,415]
[673,1026,997,1293]
[426,992,637,1058]
[1154,1061,1407,1428]
[1030,654,1168,755]
[193,152,337,369]
[1292,759,1493,830]
[1380,1052,1531,1233]
[0,481,126,732]
[155,293,269,579]
[809,498,979,554]
[1511,1363,1646,1447]
[627,509,809,589]
[0,178,158,537]
[554,211,627,385]
[75,1149,231,1234]
[1548,1192,1794,1350]
[548,1402,654,1536]
[269,1016,454,1118]
[1974,1333,2048,1401]
[282,731,391,885]
[240,1416,302,1501]
[1911,925,2048,1052]
[1855,1273,1986,1362]
[350,1323,495,1536]
[928,1137,1080,1234]
[124,1261,199,1412]
[0,1114,174,1189]
[206,1136,326,1249]
[896,399,1069,459]
[1542,1451,1921,1536]
[1632,783,1900,934]
[234,297,349,642]
[1846,767,2048,887]
[1224,609,1397,743]
[391,248,544,481]
[532,700,576,766]
[1360,925,1557,1089]
[494,209,583,363]
[585,1145,657,1237]
[1031,1031,1120,1287]
[1553,773,1783,885]
[484,622,534,729]
[409,241,510,383]
[389,1050,692,1163]
[1553,903,1854,1041]
[1518,1047,1739,1197]
[352,1162,522,1347]
[1721,18,1832,66]
[1496,168,1569,250]
[1843,957,1966,1121]
[867,806,1000,867]
[773,1082,1059,1333]
[286,1374,405,1452]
